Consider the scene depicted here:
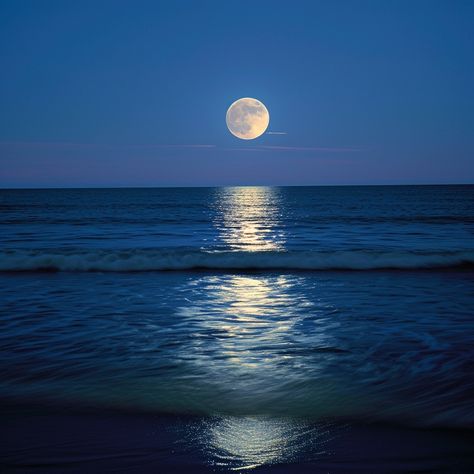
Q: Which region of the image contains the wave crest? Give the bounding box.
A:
[1,249,473,272]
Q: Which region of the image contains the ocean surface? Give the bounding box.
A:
[1,185,474,472]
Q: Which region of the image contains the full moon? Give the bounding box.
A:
[226,98,270,140]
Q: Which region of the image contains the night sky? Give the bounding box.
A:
[1,1,473,187]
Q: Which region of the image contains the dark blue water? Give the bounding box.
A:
[1,185,473,270]
[1,185,473,471]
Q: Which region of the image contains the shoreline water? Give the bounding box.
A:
[2,402,474,473]
[2,269,473,430]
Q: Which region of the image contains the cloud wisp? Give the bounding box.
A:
[0,141,364,154]
[0,142,216,150]
[259,145,364,152]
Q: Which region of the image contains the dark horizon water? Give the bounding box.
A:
[1,185,474,472]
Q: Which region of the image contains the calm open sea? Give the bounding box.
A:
[1,185,473,472]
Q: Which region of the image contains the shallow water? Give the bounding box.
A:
[3,409,473,473]
[1,270,473,429]
[1,185,473,471]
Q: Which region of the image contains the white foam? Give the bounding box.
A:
[1,249,473,272]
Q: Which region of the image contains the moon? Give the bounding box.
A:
[226,98,270,140]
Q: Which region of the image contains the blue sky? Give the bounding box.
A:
[0,0,473,187]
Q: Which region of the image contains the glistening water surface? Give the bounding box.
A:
[1,186,473,471]
[2,270,473,426]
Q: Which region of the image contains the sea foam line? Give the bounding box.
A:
[1,249,473,272]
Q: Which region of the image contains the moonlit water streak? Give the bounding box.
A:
[212,186,286,251]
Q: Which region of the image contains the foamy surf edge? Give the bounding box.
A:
[1,249,473,272]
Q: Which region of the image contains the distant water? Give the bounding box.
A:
[1,186,473,271]
[1,185,474,471]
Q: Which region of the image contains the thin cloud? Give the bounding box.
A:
[266,131,287,135]
[151,144,216,149]
[259,145,364,152]
[220,147,267,152]
[0,141,363,153]
[0,141,216,149]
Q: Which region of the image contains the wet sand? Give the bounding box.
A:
[2,404,473,473]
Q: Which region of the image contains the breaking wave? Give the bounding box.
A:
[1,249,473,272]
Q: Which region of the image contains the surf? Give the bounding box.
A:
[1,248,473,272]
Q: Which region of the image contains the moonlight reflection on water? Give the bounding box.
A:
[194,416,337,470]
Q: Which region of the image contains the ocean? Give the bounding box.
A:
[1,185,473,472]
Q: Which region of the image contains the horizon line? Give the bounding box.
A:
[1,182,473,190]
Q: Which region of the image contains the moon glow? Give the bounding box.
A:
[226,98,270,140]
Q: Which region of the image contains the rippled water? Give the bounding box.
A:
[1,185,473,255]
[1,270,473,427]
[1,185,473,471]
